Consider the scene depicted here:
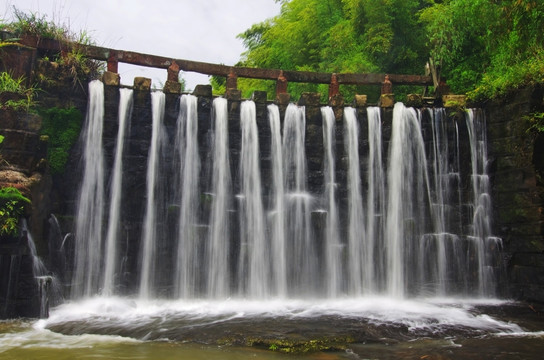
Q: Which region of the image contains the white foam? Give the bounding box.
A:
[40,296,524,335]
[0,325,139,353]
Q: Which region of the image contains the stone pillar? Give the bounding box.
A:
[405,94,423,107]
[328,93,344,121]
[133,77,151,91]
[192,84,213,97]
[353,94,367,108]
[102,71,120,86]
[298,92,323,193]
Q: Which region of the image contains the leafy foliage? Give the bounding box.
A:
[233,0,543,101]
[0,187,30,236]
[39,106,83,174]
[0,72,39,112]
[524,112,544,133]
[420,0,544,99]
[233,0,428,99]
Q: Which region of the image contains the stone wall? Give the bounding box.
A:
[486,85,544,301]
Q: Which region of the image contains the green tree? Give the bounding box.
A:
[420,0,544,98]
[234,0,429,100]
[232,0,543,101]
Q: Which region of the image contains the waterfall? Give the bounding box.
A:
[102,88,133,296]
[68,87,502,301]
[267,104,287,297]
[421,108,462,295]
[344,107,365,295]
[138,91,166,299]
[207,97,232,298]
[365,107,386,293]
[282,103,316,296]
[321,106,341,296]
[467,109,499,296]
[174,94,201,298]
[238,100,267,297]
[71,80,105,298]
[385,103,432,298]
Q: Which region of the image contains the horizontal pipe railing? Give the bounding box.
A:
[17,34,433,96]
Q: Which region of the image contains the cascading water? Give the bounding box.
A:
[22,220,61,318]
[102,88,133,296]
[423,107,461,295]
[385,103,433,298]
[321,106,341,296]
[138,91,166,299]
[174,94,201,298]
[267,104,287,297]
[466,109,501,296]
[365,106,386,292]
[71,80,105,298]
[68,84,501,301]
[344,107,367,295]
[206,97,232,298]
[282,103,316,296]
[238,100,268,297]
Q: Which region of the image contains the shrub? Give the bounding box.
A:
[0,186,30,236]
[0,72,38,112]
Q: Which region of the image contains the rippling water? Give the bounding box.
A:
[1,298,543,359]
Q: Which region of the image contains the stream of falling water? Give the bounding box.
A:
[174,94,201,298]
[71,80,105,298]
[102,88,133,296]
[138,91,166,299]
[365,106,386,292]
[268,104,287,297]
[344,107,366,295]
[321,106,341,297]
[385,103,432,298]
[238,100,268,297]
[68,83,501,301]
[466,109,501,296]
[282,103,317,296]
[207,97,232,298]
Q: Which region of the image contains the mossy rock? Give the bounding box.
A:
[246,336,354,354]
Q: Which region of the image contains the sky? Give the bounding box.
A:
[1,0,282,90]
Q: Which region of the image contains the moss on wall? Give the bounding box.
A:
[39,106,82,174]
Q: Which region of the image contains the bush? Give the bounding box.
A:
[0,72,38,112]
[0,187,30,236]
